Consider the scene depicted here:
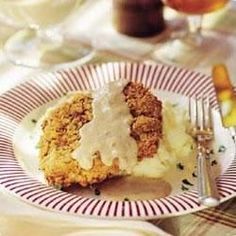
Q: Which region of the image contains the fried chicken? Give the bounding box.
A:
[39,82,162,188]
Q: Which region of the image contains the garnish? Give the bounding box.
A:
[211,160,218,166]
[124,198,130,202]
[209,149,214,154]
[94,188,101,196]
[35,143,41,149]
[177,163,184,170]
[181,185,189,191]
[218,145,226,153]
[31,119,37,124]
[192,172,197,178]
[172,103,178,107]
[182,179,194,186]
[206,149,214,155]
[55,184,62,190]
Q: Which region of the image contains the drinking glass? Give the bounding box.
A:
[0,0,94,68]
[153,0,230,66]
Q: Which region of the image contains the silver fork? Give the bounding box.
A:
[189,97,220,207]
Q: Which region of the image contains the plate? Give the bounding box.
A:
[0,62,235,219]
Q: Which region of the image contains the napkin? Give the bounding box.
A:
[0,187,171,236]
[0,215,171,236]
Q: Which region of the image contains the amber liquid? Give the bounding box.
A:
[165,0,229,14]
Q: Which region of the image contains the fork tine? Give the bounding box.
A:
[203,97,213,132]
[202,98,206,130]
[201,98,205,131]
[189,97,197,129]
[196,98,203,131]
[195,98,198,129]
[189,97,192,124]
[189,97,212,133]
[207,98,213,132]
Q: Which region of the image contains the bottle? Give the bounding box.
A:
[112,0,165,37]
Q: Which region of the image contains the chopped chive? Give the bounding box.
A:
[177,163,184,170]
[206,149,214,155]
[181,185,189,191]
[192,172,197,178]
[218,145,226,153]
[31,119,37,124]
[55,184,62,190]
[172,103,178,107]
[94,188,101,196]
[209,149,214,155]
[182,179,194,186]
[211,160,218,166]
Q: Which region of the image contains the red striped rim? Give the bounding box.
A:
[0,62,235,218]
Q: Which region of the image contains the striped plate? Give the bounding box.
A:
[0,62,235,219]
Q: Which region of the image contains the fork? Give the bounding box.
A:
[189,97,220,207]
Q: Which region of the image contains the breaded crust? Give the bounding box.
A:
[39,93,120,187]
[123,82,162,159]
[39,82,162,187]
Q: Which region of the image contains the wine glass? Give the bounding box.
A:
[0,0,94,68]
[153,0,230,67]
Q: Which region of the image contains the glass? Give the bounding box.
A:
[153,0,230,66]
[112,0,165,37]
[0,0,94,68]
[165,0,229,14]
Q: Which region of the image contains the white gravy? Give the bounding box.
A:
[72,80,138,172]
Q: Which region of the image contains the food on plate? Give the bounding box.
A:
[38,80,195,188]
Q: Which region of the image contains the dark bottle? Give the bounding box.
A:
[113,0,165,37]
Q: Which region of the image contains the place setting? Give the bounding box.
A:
[0,1,235,236]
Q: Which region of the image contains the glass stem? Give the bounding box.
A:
[186,15,203,46]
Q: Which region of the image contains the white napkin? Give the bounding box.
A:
[0,186,171,236]
[0,215,171,236]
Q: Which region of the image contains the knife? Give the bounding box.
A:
[212,64,236,143]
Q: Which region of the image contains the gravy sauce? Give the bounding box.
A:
[72,80,138,172]
[64,176,172,201]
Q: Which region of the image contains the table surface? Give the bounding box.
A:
[0,1,236,235]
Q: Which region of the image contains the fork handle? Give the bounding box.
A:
[197,148,220,207]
